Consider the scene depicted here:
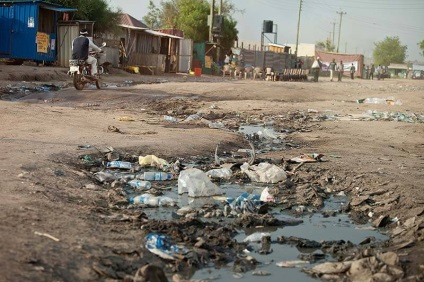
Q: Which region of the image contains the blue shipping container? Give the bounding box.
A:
[0,0,76,63]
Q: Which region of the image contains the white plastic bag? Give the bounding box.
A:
[241,162,287,183]
[260,187,275,202]
[178,168,222,197]
[138,155,169,169]
[205,168,232,179]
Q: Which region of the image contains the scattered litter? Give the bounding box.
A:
[143,171,173,181]
[240,162,287,183]
[184,114,202,121]
[77,144,92,149]
[144,233,188,260]
[138,155,169,169]
[107,125,123,133]
[34,231,60,242]
[205,167,232,179]
[208,121,226,129]
[130,193,176,207]
[117,116,135,121]
[365,111,424,123]
[260,187,275,202]
[164,115,178,122]
[276,260,309,268]
[289,153,324,163]
[227,192,261,214]
[244,232,271,243]
[357,97,402,105]
[128,180,151,189]
[178,168,222,197]
[106,161,132,169]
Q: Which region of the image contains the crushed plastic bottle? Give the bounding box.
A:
[208,121,226,129]
[164,115,178,122]
[106,161,132,169]
[130,194,158,206]
[128,180,151,189]
[144,233,189,260]
[143,171,173,181]
[205,168,232,179]
[129,193,176,207]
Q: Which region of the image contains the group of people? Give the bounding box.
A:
[364,64,386,80]
[311,56,386,82]
[311,57,350,82]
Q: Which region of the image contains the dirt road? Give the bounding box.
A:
[0,64,423,281]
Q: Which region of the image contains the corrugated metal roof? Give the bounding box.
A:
[119,13,147,30]
[144,29,183,39]
[388,63,408,70]
[268,43,290,48]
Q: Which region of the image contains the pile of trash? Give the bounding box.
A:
[76,144,408,281]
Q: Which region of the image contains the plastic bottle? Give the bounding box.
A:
[164,115,178,122]
[143,171,173,181]
[128,180,152,189]
[106,161,132,169]
[129,194,159,206]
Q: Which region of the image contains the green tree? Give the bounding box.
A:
[143,0,161,29]
[373,36,407,65]
[49,0,121,33]
[175,0,210,42]
[146,0,238,49]
[419,40,424,57]
[316,38,335,52]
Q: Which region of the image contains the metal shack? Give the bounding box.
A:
[0,0,76,63]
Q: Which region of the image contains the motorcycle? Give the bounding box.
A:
[69,42,106,90]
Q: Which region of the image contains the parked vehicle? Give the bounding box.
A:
[412,70,423,79]
[68,42,106,90]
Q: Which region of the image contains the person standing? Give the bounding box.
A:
[298,58,303,69]
[72,28,102,77]
[329,58,337,82]
[311,56,322,82]
[350,63,356,80]
[369,64,375,80]
[365,65,369,79]
[337,60,344,82]
[376,65,382,80]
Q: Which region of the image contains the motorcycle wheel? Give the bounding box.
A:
[73,73,85,90]
[95,78,101,89]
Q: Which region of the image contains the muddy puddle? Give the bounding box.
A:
[78,122,391,281]
[121,179,387,281]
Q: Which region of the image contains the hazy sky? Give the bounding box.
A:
[109,0,424,62]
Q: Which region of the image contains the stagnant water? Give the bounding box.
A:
[116,122,387,280]
[134,182,388,281]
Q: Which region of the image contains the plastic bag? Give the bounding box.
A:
[178,168,222,197]
[260,187,275,202]
[138,155,169,169]
[144,233,188,260]
[205,168,232,179]
[241,162,287,183]
[243,232,271,243]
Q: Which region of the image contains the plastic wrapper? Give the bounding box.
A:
[241,162,287,183]
[178,168,222,197]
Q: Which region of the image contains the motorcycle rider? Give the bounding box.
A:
[72,28,102,77]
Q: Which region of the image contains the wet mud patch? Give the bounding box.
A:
[43,143,405,281]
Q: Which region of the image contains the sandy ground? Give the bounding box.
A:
[0,63,423,281]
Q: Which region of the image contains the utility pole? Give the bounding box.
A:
[209,0,215,43]
[295,0,302,56]
[217,0,222,64]
[336,10,346,53]
[331,21,336,46]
